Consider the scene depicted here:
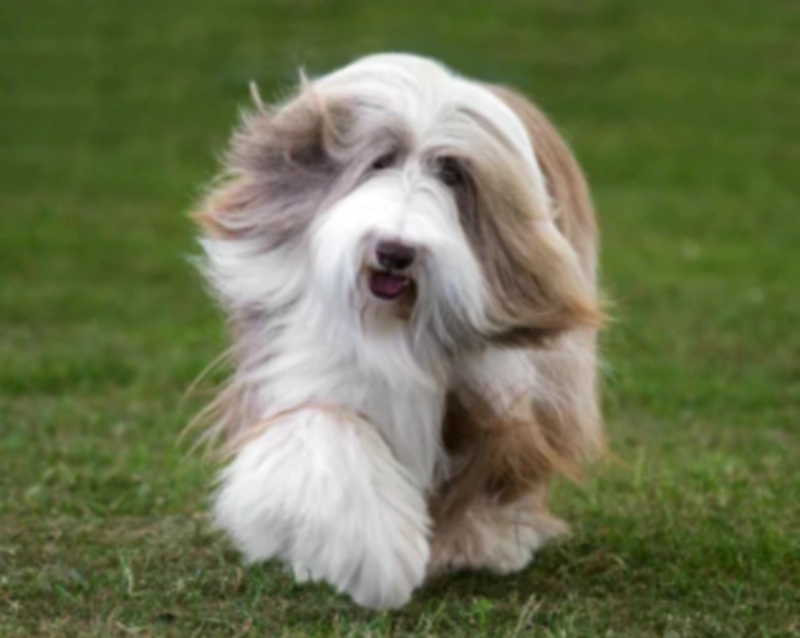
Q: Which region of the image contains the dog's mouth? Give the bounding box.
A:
[367,269,413,300]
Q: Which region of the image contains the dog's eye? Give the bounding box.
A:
[371,152,397,171]
[435,156,467,189]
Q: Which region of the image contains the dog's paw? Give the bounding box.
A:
[294,499,430,609]
[429,499,566,576]
[479,516,552,574]
[213,408,430,609]
[279,502,428,608]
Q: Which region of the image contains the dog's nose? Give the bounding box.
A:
[375,240,417,271]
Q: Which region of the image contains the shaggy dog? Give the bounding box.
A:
[192,53,604,609]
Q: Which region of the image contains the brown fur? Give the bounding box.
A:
[464,149,601,344]
[489,85,599,281]
[430,86,605,546]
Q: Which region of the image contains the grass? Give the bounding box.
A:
[1,0,799,635]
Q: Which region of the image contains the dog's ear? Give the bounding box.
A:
[193,86,353,243]
[488,85,599,280]
[469,85,604,346]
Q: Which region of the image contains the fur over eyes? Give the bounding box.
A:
[190,53,605,609]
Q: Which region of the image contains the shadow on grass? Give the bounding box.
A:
[420,540,622,604]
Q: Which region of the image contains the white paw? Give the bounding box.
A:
[213,409,431,609]
[294,501,429,609]
[483,519,543,573]
[430,501,566,576]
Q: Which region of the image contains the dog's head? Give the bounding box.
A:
[196,54,601,365]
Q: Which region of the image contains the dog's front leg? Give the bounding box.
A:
[430,347,572,576]
[213,407,430,609]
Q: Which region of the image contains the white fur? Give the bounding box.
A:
[310,170,491,349]
[214,409,430,608]
[319,53,552,212]
[201,53,565,608]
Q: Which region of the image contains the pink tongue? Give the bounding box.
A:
[369,272,408,299]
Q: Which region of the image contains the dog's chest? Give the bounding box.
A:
[355,376,445,489]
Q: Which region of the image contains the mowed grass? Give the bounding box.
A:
[1,0,799,635]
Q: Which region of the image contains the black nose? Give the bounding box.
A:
[376,240,417,271]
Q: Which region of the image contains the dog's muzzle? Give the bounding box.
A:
[368,239,418,301]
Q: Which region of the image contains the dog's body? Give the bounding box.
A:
[193,54,603,609]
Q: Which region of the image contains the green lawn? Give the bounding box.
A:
[2,0,799,636]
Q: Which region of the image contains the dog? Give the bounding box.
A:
[192,53,604,609]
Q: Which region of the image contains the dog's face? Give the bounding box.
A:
[197,54,599,363]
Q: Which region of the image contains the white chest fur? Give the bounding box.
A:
[246,297,447,491]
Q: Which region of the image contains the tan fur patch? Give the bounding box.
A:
[487,84,600,283]
[453,92,604,345]
[431,87,605,540]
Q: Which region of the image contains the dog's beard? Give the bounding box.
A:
[307,172,490,376]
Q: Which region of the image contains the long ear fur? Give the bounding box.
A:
[433,86,605,525]
[187,83,355,449]
[460,86,604,346]
[192,85,353,243]
[487,84,600,284]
